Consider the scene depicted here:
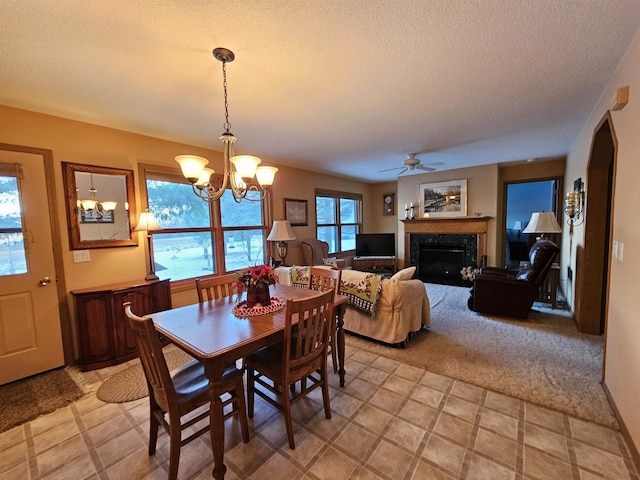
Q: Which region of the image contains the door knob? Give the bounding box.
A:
[39,276,52,286]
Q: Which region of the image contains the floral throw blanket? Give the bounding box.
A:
[291,266,310,288]
[339,269,383,316]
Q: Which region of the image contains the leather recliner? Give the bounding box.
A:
[467,239,560,319]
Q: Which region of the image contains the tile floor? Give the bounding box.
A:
[1,345,638,480]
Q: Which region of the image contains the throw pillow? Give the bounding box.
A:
[390,266,416,281]
[323,257,338,268]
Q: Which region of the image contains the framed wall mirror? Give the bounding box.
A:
[62,162,137,249]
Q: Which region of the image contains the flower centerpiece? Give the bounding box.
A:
[460,265,479,282]
[235,264,278,308]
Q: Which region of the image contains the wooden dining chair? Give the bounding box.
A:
[195,273,241,303]
[245,289,335,449]
[308,266,341,373]
[123,302,249,480]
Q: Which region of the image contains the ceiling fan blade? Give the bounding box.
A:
[396,168,409,176]
[417,165,437,172]
[422,161,445,167]
[379,166,404,172]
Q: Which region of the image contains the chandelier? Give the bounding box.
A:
[78,174,117,213]
[175,47,278,203]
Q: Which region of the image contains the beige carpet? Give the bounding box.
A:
[97,347,194,403]
[345,283,618,429]
[0,368,85,433]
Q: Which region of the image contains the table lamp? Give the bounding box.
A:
[513,220,522,239]
[522,212,562,240]
[134,209,161,280]
[267,220,296,266]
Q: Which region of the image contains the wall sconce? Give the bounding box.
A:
[564,178,585,225]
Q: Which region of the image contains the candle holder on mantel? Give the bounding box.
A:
[409,204,415,220]
[404,205,410,220]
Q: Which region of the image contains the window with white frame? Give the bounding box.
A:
[142,165,269,283]
[315,189,362,254]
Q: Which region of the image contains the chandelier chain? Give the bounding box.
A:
[222,60,231,133]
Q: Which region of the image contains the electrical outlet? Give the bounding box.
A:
[73,250,91,263]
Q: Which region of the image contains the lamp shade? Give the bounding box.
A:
[522,212,562,234]
[255,166,278,186]
[134,210,160,232]
[175,155,208,183]
[230,155,261,179]
[513,220,522,230]
[267,220,296,242]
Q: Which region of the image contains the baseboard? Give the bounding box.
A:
[602,381,640,467]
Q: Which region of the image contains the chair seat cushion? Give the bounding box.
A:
[172,359,241,397]
[246,342,284,377]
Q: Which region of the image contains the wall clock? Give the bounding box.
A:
[383,193,395,216]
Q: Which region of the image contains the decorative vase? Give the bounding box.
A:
[246,283,271,308]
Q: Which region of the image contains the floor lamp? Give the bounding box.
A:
[267,220,296,267]
[134,209,161,281]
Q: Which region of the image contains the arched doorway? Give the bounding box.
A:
[574,113,616,335]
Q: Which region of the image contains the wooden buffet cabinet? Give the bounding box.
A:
[72,279,172,371]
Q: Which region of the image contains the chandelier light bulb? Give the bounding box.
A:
[100,201,118,212]
[230,155,261,179]
[256,166,278,186]
[195,167,215,187]
[175,155,209,183]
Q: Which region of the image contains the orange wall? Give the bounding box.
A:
[566,30,640,453]
[396,164,500,268]
[0,105,372,353]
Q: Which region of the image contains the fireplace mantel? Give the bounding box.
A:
[402,216,492,266]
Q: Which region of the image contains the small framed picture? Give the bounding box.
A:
[382,193,395,216]
[284,198,308,226]
[419,179,468,218]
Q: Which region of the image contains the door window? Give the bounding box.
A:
[0,169,27,276]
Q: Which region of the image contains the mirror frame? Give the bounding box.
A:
[62,162,138,249]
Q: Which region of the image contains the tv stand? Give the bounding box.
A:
[353,256,397,276]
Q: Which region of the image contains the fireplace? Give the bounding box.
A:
[418,243,467,286]
[402,216,491,286]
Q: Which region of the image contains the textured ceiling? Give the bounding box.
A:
[1,1,639,183]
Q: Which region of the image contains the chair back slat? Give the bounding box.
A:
[123,302,177,413]
[196,274,241,303]
[284,289,334,377]
[308,266,341,295]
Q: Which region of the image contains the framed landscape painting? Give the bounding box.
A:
[419,179,468,217]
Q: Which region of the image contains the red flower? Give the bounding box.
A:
[235,264,278,287]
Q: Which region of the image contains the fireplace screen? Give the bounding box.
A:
[418,243,468,286]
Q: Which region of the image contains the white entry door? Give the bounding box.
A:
[0,149,64,385]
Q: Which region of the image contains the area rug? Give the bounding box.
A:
[345,283,618,429]
[97,347,194,403]
[0,368,85,433]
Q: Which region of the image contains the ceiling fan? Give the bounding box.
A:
[379,154,444,176]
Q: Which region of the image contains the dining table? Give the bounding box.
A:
[151,283,348,480]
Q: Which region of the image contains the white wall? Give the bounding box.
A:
[566,28,640,449]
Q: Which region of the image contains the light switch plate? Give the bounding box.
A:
[619,242,624,261]
[73,250,91,263]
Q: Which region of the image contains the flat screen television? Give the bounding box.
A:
[355,233,395,257]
